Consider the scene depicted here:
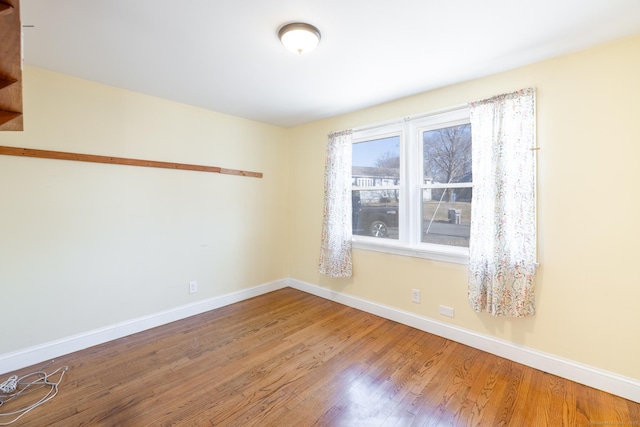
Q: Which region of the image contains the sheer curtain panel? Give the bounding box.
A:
[319,130,353,278]
[468,88,537,317]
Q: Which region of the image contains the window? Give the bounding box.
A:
[351,108,472,263]
[352,135,400,239]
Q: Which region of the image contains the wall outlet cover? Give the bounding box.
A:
[411,289,421,303]
[189,281,198,294]
[439,305,455,318]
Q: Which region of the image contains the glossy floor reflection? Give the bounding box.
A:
[5,288,638,426]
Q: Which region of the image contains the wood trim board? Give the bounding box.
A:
[0,145,263,178]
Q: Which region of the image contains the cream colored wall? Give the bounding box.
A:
[3,35,639,381]
[289,35,640,380]
[0,67,290,354]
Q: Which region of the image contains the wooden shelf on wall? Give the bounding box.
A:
[0,0,23,131]
[0,1,14,15]
[0,110,21,126]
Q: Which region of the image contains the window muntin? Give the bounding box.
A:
[351,109,472,262]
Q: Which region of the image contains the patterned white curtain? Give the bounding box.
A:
[319,130,353,278]
[468,88,537,317]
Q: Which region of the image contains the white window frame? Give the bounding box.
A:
[351,107,471,264]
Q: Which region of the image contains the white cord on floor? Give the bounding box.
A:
[0,364,68,425]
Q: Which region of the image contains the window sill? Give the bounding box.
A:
[352,238,469,265]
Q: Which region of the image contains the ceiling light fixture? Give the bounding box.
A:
[278,22,321,55]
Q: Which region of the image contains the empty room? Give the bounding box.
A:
[1,0,639,425]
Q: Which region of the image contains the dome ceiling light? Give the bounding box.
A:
[278,22,321,55]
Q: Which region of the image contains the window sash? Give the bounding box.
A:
[351,185,399,191]
[351,108,472,264]
[421,182,473,189]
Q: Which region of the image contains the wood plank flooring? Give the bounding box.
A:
[2,287,638,426]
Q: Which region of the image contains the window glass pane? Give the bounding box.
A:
[350,110,473,259]
[423,124,472,184]
[353,136,400,186]
[422,187,471,247]
[352,190,399,239]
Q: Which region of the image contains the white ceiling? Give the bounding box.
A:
[20,0,640,128]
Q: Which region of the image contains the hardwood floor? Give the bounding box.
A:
[2,287,638,426]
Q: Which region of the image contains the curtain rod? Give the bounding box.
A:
[351,102,468,133]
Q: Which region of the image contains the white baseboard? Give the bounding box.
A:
[287,278,640,404]
[0,279,288,375]
[3,277,638,403]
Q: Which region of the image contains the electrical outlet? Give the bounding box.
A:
[189,280,198,294]
[439,305,455,318]
[411,289,421,303]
